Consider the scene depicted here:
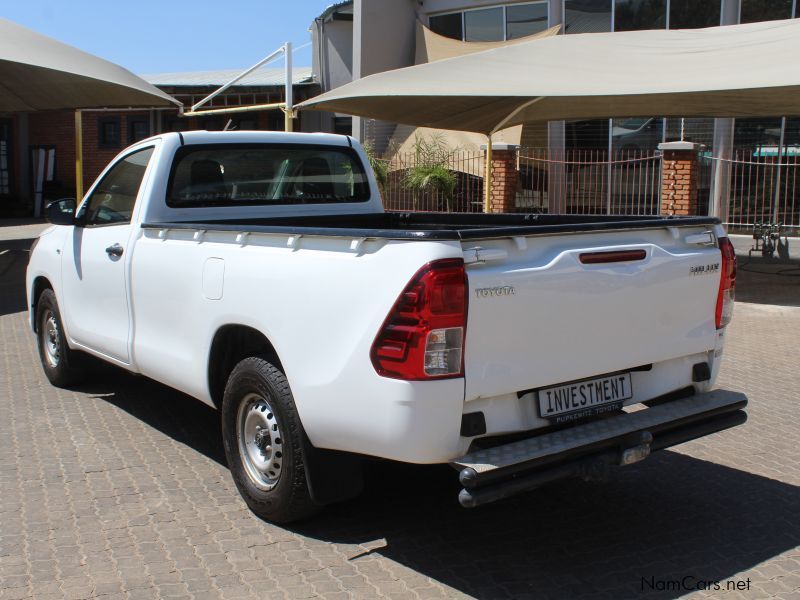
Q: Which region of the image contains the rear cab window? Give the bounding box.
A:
[166,144,371,207]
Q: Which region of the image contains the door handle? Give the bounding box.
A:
[105,243,124,258]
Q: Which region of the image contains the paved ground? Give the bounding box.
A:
[1,221,798,600]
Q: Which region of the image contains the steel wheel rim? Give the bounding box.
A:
[42,310,60,368]
[236,393,284,491]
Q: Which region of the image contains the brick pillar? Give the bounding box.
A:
[659,141,700,216]
[482,143,518,213]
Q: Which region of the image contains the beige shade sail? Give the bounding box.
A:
[385,21,562,170]
[415,21,561,64]
[0,18,179,111]
[300,18,800,135]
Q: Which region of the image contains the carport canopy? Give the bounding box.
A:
[299,18,800,135]
[0,18,178,111]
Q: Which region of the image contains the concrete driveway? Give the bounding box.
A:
[1,222,798,599]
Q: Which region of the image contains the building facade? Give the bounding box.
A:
[308,0,799,224]
[313,0,798,153]
[0,69,318,216]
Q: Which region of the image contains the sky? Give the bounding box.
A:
[3,0,334,75]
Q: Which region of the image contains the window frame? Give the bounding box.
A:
[127,115,150,145]
[427,2,550,41]
[79,145,156,228]
[505,1,549,39]
[164,143,373,209]
[97,116,122,149]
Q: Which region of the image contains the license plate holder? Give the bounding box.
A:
[538,372,633,424]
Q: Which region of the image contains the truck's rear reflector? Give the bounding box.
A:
[579,249,647,264]
[371,258,467,380]
[716,237,736,329]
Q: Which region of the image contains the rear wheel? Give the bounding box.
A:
[221,356,319,523]
[35,289,86,387]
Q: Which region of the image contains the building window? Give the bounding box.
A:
[739,0,793,23]
[464,7,505,41]
[566,119,610,150]
[334,117,352,135]
[0,120,11,196]
[612,117,664,153]
[236,119,257,131]
[668,0,721,28]
[164,116,188,132]
[733,118,784,150]
[565,0,613,33]
[430,3,552,42]
[128,116,150,144]
[614,0,667,31]
[98,117,121,149]
[429,12,463,39]
[506,2,548,38]
[201,118,224,131]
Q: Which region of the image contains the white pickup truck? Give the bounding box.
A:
[27,131,746,522]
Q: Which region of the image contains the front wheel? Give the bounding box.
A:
[35,289,86,387]
[221,356,319,523]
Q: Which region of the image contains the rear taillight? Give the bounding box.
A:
[371,258,467,380]
[716,237,736,329]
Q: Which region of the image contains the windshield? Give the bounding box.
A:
[166,144,371,207]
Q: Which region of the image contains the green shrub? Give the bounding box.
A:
[402,134,458,211]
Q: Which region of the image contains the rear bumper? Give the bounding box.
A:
[451,389,747,508]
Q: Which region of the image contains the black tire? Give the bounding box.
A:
[35,289,87,387]
[221,356,320,523]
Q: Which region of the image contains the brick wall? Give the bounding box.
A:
[487,147,518,213]
[660,144,699,216]
[28,110,150,196]
[28,111,76,196]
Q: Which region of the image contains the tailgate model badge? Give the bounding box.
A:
[690,263,720,276]
[475,286,515,298]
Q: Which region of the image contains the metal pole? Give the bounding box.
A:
[190,46,286,112]
[772,116,786,224]
[284,41,293,132]
[74,110,83,201]
[484,137,493,213]
[606,119,613,215]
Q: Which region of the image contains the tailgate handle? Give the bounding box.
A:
[463,247,508,265]
[684,231,715,245]
[579,249,647,264]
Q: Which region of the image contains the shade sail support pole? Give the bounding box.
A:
[284,41,293,132]
[183,102,286,117]
[484,136,493,213]
[190,46,286,113]
[74,110,83,201]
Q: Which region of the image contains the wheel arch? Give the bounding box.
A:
[207,324,284,409]
[31,276,54,333]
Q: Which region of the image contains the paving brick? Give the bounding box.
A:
[2,229,799,600]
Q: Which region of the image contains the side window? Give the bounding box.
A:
[81,147,154,226]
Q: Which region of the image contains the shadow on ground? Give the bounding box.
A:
[72,363,227,466]
[77,364,800,600]
[0,238,34,317]
[292,454,799,599]
[735,255,800,307]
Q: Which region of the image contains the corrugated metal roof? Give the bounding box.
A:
[316,1,353,23]
[141,67,314,87]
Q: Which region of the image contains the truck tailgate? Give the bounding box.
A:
[463,227,721,401]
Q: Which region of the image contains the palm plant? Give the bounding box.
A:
[362,141,389,195]
[402,134,457,211]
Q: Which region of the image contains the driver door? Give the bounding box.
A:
[61,146,154,363]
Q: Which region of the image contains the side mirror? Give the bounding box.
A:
[44,198,77,226]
